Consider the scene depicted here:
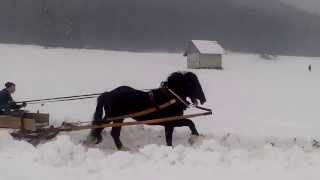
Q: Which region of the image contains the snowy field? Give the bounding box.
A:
[1,44,320,179]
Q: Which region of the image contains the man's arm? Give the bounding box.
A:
[8,101,23,110]
[7,95,26,110]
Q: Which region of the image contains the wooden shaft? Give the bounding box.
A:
[167,88,190,107]
[60,111,212,132]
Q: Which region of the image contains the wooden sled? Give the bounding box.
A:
[0,112,49,131]
[0,111,52,145]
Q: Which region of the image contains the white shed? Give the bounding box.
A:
[183,40,225,69]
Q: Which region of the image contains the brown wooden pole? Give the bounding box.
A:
[60,111,212,132]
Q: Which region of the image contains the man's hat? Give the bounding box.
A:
[5,82,15,88]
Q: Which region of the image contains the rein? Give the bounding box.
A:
[17,86,211,114]
[16,93,101,105]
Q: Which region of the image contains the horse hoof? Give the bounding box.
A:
[188,135,203,145]
[119,146,131,151]
[83,134,98,146]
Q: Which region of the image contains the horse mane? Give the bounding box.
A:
[161,71,185,89]
[162,71,198,87]
[161,71,196,98]
[161,71,204,104]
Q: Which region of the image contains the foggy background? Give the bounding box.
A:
[0,0,320,56]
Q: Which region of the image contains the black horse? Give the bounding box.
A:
[86,71,207,150]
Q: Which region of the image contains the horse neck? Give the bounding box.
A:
[154,87,187,106]
[166,85,187,99]
[150,88,169,103]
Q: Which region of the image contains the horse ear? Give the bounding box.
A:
[160,81,167,87]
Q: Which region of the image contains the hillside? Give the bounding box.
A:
[0,0,320,56]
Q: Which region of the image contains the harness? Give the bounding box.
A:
[147,87,190,112]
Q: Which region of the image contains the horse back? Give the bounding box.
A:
[106,86,151,116]
[101,86,183,121]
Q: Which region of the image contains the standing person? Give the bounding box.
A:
[308,64,312,72]
[0,82,26,114]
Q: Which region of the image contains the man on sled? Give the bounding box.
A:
[0,82,26,115]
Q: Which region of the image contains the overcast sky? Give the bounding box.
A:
[231,0,320,14]
[0,0,319,56]
[283,0,320,14]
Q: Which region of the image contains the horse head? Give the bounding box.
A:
[184,72,206,105]
[162,71,206,106]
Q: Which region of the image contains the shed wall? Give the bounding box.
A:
[199,54,222,69]
[187,53,200,68]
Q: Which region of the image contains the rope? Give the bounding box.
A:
[16,93,101,104]
[17,88,212,117]
[17,89,156,105]
[26,95,99,105]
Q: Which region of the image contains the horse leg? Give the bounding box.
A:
[176,119,199,135]
[111,119,127,150]
[173,119,202,145]
[89,128,103,144]
[86,95,109,145]
[164,125,174,146]
[90,117,107,144]
[164,119,199,146]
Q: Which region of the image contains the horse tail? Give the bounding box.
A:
[93,94,106,123]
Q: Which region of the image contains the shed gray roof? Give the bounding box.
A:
[184,40,224,56]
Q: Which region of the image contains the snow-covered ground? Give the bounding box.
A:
[1,44,320,180]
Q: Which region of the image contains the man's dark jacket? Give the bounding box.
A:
[0,88,21,113]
